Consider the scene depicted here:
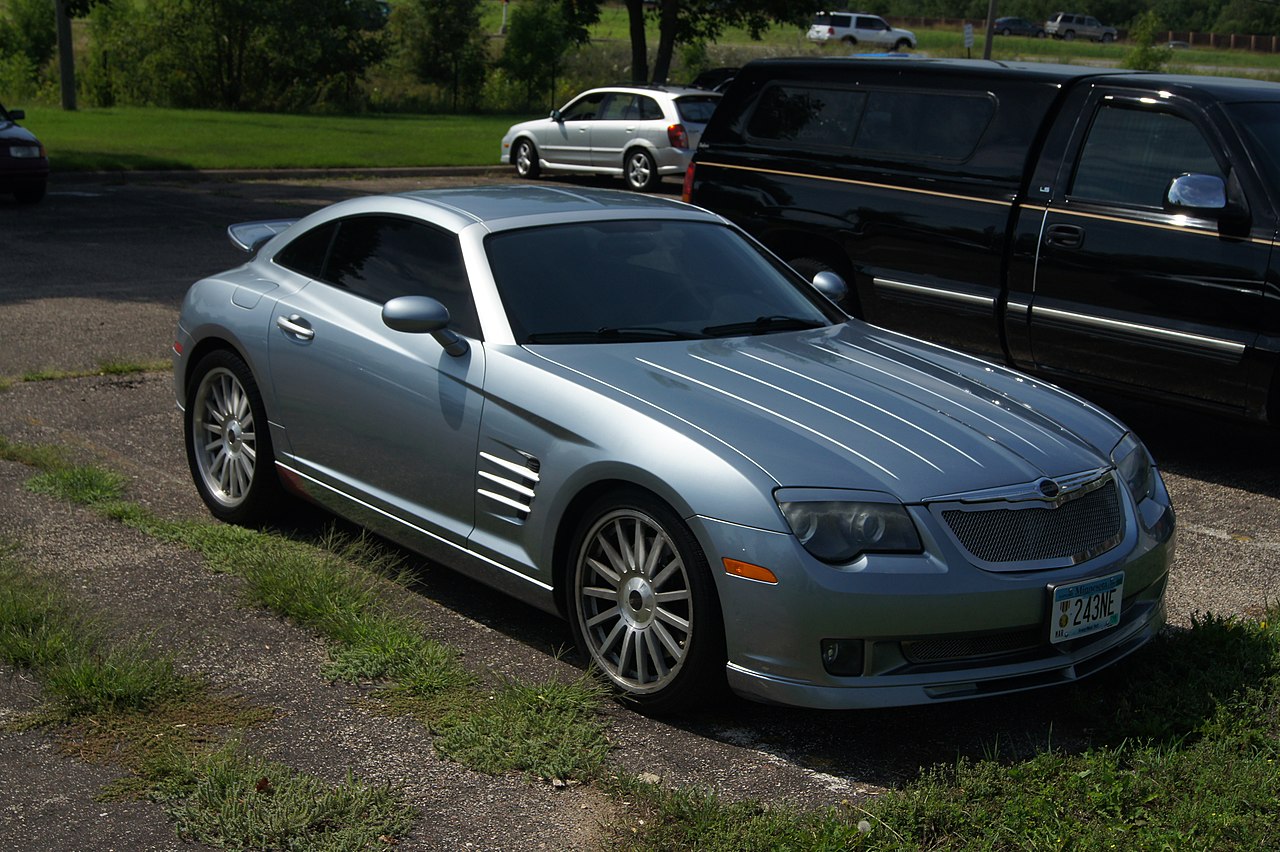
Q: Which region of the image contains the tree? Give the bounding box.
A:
[624,0,821,84]
[1122,10,1173,70]
[402,0,489,112]
[500,0,598,109]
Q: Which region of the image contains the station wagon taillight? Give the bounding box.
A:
[668,123,689,148]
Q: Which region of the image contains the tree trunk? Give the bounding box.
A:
[651,0,679,84]
[55,0,76,110]
[624,0,648,83]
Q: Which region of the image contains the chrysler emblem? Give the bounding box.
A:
[1038,478,1061,498]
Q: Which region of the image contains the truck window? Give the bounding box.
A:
[1070,103,1222,208]
[1225,101,1280,192]
[745,84,994,162]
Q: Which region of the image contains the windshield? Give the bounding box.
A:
[485,220,843,344]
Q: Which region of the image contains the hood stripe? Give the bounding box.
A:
[823,340,1072,456]
[742,350,984,467]
[688,353,945,473]
[637,357,900,480]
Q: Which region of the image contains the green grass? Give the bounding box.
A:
[2,358,171,390]
[21,107,517,172]
[1,434,612,782]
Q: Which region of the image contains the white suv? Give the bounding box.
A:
[499,86,721,192]
[806,12,916,51]
[1045,12,1117,42]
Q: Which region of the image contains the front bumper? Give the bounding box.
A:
[694,490,1174,709]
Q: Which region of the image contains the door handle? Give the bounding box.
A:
[276,314,315,341]
[1044,223,1085,249]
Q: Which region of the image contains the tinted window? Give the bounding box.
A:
[675,96,719,124]
[748,85,867,147]
[639,96,664,121]
[747,84,994,162]
[561,92,605,121]
[600,94,636,120]
[1071,103,1222,207]
[320,215,480,338]
[274,222,337,279]
[485,220,839,343]
[1227,101,1280,191]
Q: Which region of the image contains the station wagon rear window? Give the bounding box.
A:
[746,84,996,163]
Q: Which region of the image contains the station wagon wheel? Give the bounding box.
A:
[624,148,660,192]
[569,491,725,713]
[514,138,540,179]
[185,349,282,525]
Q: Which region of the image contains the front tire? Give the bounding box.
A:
[624,148,660,192]
[568,490,725,714]
[514,139,541,179]
[893,39,912,51]
[185,349,282,525]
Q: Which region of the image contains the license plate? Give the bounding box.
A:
[1049,571,1123,644]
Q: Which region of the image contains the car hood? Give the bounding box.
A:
[531,324,1124,503]
[0,120,39,145]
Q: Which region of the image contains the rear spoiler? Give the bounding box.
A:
[228,219,297,254]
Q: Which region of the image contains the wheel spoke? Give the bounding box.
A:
[651,620,685,661]
[651,556,682,589]
[586,556,621,587]
[634,627,647,683]
[598,619,626,656]
[587,605,620,628]
[654,589,689,605]
[655,607,690,633]
[582,585,615,601]
[644,630,670,679]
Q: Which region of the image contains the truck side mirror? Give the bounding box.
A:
[1165,173,1226,212]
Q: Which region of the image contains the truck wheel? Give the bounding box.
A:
[1063,29,1076,40]
[514,139,541,179]
[893,39,911,51]
[841,35,858,46]
[1101,32,1114,43]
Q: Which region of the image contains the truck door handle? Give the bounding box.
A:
[1044,224,1085,249]
[276,314,315,341]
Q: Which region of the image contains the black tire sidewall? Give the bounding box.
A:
[184,349,281,525]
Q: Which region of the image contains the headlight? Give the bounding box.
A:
[9,144,44,159]
[1111,432,1156,503]
[778,499,921,563]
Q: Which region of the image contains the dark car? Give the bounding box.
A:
[0,102,48,204]
[995,16,1046,37]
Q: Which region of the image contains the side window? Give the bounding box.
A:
[600,94,638,121]
[561,93,605,121]
[857,16,887,31]
[274,221,336,279]
[638,96,664,121]
[747,84,867,147]
[322,216,480,338]
[854,90,995,162]
[831,14,851,27]
[1070,103,1223,208]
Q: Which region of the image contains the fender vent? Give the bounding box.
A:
[477,450,540,521]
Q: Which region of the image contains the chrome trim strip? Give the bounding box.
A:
[1021,203,1274,247]
[1031,306,1247,356]
[874,277,996,308]
[275,462,552,592]
[478,470,536,500]
[478,488,531,513]
[696,160,1013,207]
[927,468,1112,506]
[479,451,540,482]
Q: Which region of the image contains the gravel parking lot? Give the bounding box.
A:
[2,172,1278,849]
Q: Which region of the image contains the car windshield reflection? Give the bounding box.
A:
[485,220,841,344]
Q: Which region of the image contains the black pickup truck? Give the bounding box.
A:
[685,59,1280,424]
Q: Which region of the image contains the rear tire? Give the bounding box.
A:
[624,148,660,192]
[185,349,283,525]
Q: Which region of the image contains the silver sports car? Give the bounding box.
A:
[174,185,1174,713]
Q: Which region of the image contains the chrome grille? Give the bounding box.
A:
[941,478,1122,565]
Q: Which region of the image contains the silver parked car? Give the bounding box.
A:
[499,86,720,192]
[174,186,1173,713]
[806,11,916,50]
[1046,12,1117,42]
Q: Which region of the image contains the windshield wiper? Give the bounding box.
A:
[526,326,705,344]
[701,315,826,338]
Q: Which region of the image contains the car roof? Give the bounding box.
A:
[582,84,719,99]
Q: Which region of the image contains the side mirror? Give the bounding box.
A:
[1165,173,1226,213]
[811,270,848,303]
[382,295,469,357]
[550,109,562,122]
[8,108,25,121]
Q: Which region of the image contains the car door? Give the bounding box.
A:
[1026,89,1271,411]
[853,16,892,47]
[589,93,641,169]
[542,91,605,167]
[266,214,486,543]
